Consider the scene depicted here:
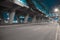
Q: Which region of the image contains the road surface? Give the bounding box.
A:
[0,23,59,40]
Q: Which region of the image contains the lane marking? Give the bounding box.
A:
[55,23,59,40]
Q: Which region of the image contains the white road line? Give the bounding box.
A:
[55,23,59,40]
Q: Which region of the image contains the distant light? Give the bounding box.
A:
[7,13,9,15]
[54,8,59,12]
[18,0,23,3]
[13,20,18,23]
[7,17,9,20]
[19,16,24,18]
[46,15,48,17]
[7,18,9,20]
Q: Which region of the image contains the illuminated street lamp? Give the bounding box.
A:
[54,8,59,12]
[54,8,59,16]
[54,6,60,24]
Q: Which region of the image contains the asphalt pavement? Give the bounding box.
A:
[0,23,60,40]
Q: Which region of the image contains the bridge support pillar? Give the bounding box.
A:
[32,15,36,23]
[37,17,41,23]
[24,14,29,23]
[8,10,15,24]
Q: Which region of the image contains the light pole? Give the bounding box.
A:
[54,7,60,24]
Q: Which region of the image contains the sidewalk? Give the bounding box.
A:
[0,22,50,27]
[0,24,32,27]
[0,22,59,27]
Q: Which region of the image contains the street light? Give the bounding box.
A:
[54,8,59,12]
[53,8,60,23]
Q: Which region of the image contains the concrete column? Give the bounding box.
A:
[0,12,4,24]
[38,17,41,23]
[32,15,36,23]
[8,10,15,24]
[24,14,29,23]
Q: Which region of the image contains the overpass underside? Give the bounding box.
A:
[0,0,49,24]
